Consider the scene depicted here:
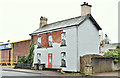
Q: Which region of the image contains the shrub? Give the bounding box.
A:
[103,49,120,63]
[116,45,120,49]
[17,36,34,66]
[18,55,29,64]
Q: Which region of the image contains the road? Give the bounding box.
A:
[2,70,44,76]
[1,67,64,77]
[1,67,119,78]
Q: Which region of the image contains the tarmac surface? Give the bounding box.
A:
[1,67,120,78]
[2,67,64,76]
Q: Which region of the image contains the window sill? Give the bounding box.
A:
[60,66,66,67]
[37,46,53,49]
[60,45,67,47]
[48,46,53,48]
[37,47,41,49]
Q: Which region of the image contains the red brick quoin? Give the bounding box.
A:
[33,30,63,48]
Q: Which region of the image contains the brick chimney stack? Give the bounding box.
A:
[81,2,92,16]
[40,16,48,28]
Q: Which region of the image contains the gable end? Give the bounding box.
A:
[89,14,102,30]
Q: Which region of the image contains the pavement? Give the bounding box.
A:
[2,70,44,76]
[2,67,64,76]
[2,67,120,77]
[91,71,120,77]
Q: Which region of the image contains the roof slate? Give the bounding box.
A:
[30,14,101,35]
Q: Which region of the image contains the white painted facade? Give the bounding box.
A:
[77,19,99,71]
[33,18,100,72]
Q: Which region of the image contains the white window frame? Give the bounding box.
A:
[48,35,52,47]
[61,52,66,67]
[37,37,41,48]
[37,53,41,63]
[61,32,66,46]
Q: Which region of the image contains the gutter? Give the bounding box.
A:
[29,24,78,36]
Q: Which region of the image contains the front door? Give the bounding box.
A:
[48,53,52,68]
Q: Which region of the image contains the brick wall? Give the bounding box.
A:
[52,31,62,43]
[1,49,10,62]
[39,33,48,47]
[33,35,38,45]
[13,40,31,62]
[0,40,31,63]
[33,30,63,48]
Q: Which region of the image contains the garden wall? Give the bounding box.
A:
[91,57,114,73]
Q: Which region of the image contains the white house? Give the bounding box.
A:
[30,2,102,72]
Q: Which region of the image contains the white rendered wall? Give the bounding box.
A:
[33,19,100,72]
[77,19,99,71]
[33,27,78,72]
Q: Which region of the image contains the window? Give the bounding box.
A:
[48,35,52,47]
[61,32,66,46]
[37,53,41,63]
[49,55,52,64]
[37,37,41,48]
[61,52,66,67]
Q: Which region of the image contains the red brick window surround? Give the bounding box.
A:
[34,30,63,48]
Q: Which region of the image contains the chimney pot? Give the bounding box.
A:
[84,2,86,4]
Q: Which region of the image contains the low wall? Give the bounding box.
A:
[15,64,31,69]
[92,57,114,73]
[80,54,102,74]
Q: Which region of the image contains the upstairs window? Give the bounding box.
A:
[37,37,41,48]
[48,35,52,47]
[61,32,66,46]
[61,52,66,67]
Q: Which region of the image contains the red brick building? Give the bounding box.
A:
[0,39,31,65]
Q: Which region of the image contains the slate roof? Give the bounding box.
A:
[30,14,102,35]
[101,43,120,52]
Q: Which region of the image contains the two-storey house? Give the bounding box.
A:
[30,2,102,72]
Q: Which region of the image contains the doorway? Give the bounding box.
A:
[48,53,52,68]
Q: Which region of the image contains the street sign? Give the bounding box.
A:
[0,43,13,50]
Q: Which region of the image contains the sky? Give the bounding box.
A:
[0,0,119,43]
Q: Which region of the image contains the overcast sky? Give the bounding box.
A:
[0,0,119,43]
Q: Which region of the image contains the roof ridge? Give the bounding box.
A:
[43,16,81,27]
